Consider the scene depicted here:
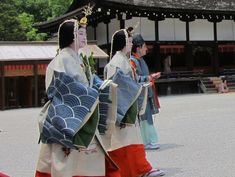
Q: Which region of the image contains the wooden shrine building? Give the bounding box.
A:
[35,0,235,76]
[34,0,235,95]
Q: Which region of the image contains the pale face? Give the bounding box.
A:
[125,37,133,54]
[139,43,147,57]
[77,27,87,49]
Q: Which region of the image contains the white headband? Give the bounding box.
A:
[58,19,79,52]
[110,29,129,60]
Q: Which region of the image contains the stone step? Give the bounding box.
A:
[204,85,216,88]
[206,90,218,93]
[206,88,217,92]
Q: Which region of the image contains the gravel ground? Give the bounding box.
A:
[0,93,235,177]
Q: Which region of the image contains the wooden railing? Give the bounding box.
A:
[161,70,203,79]
[222,68,235,76]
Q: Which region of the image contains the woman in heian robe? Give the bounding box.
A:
[35,16,120,177]
[103,29,165,177]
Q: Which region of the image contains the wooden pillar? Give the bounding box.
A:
[92,22,97,41]
[1,62,5,110]
[94,26,97,41]
[120,19,125,29]
[105,20,111,63]
[186,21,190,42]
[155,20,159,42]
[104,19,111,50]
[154,20,161,71]
[213,22,217,42]
[185,21,193,70]
[212,43,219,74]
[34,62,38,107]
[213,22,219,74]
[105,22,109,44]
[185,44,193,70]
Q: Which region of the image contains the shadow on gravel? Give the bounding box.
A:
[156,143,184,152]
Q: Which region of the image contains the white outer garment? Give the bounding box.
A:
[45,47,88,89]
[102,51,143,151]
[36,47,105,177]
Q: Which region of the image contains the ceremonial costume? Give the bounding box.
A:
[102,29,164,177]
[130,34,161,150]
[104,50,152,177]
[130,54,160,148]
[35,16,119,177]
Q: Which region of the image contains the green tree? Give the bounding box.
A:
[0,0,73,41]
[0,0,26,40]
[14,0,73,40]
[14,0,51,41]
[15,0,51,22]
[15,0,73,21]
[48,0,73,19]
[18,12,47,41]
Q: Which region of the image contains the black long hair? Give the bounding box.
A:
[58,21,75,50]
[111,28,133,59]
[111,30,126,58]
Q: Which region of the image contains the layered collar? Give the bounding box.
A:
[60,47,81,63]
[132,53,141,60]
[116,51,129,61]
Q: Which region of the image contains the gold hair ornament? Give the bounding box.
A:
[79,3,93,26]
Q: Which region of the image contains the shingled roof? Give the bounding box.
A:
[0,41,108,61]
[104,0,235,12]
[35,0,235,33]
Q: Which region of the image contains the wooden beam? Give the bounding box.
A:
[155,20,159,42]
[94,25,97,40]
[154,20,161,71]
[1,62,5,110]
[186,21,190,42]
[213,22,219,74]
[34,62,38,107]
[213,22,217,42]
[106,23,109,44]
[185,44,193,70]
[120,19,125,29]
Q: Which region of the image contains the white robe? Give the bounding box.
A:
[103,51,143,151]
[36,47,105,177]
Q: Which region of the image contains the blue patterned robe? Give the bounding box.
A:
[40,71,99,149]
[130,55,159,145]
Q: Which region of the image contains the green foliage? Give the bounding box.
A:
[0,0,26,40]
[17,12,47,41]
[48,0,73,19]
[0,0,73,41]
[80,52,97,81]
[14,0,52,41]
[15,0,51,22]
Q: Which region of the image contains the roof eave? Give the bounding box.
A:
[34,3,96,33]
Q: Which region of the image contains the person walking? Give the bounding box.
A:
[130,34,161,150]
[35,11,119,177]
[103,29,164,177]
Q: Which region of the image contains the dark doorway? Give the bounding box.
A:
[219,52,235,68]
[192,46,213,73]
[5,76,34,108]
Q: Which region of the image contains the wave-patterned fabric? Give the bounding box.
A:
[92,74,111,134]
[40,71,99,149]
[111,69,142,125]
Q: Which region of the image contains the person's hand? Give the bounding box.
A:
[150,72,161,79]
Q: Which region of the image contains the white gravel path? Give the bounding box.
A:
[0,93,235,177]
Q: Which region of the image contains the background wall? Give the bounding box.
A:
[189,19,214,41]
[159,18,186,41]
[96,22,107,45]
[91,18,235,43]
[217,20,235,41]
